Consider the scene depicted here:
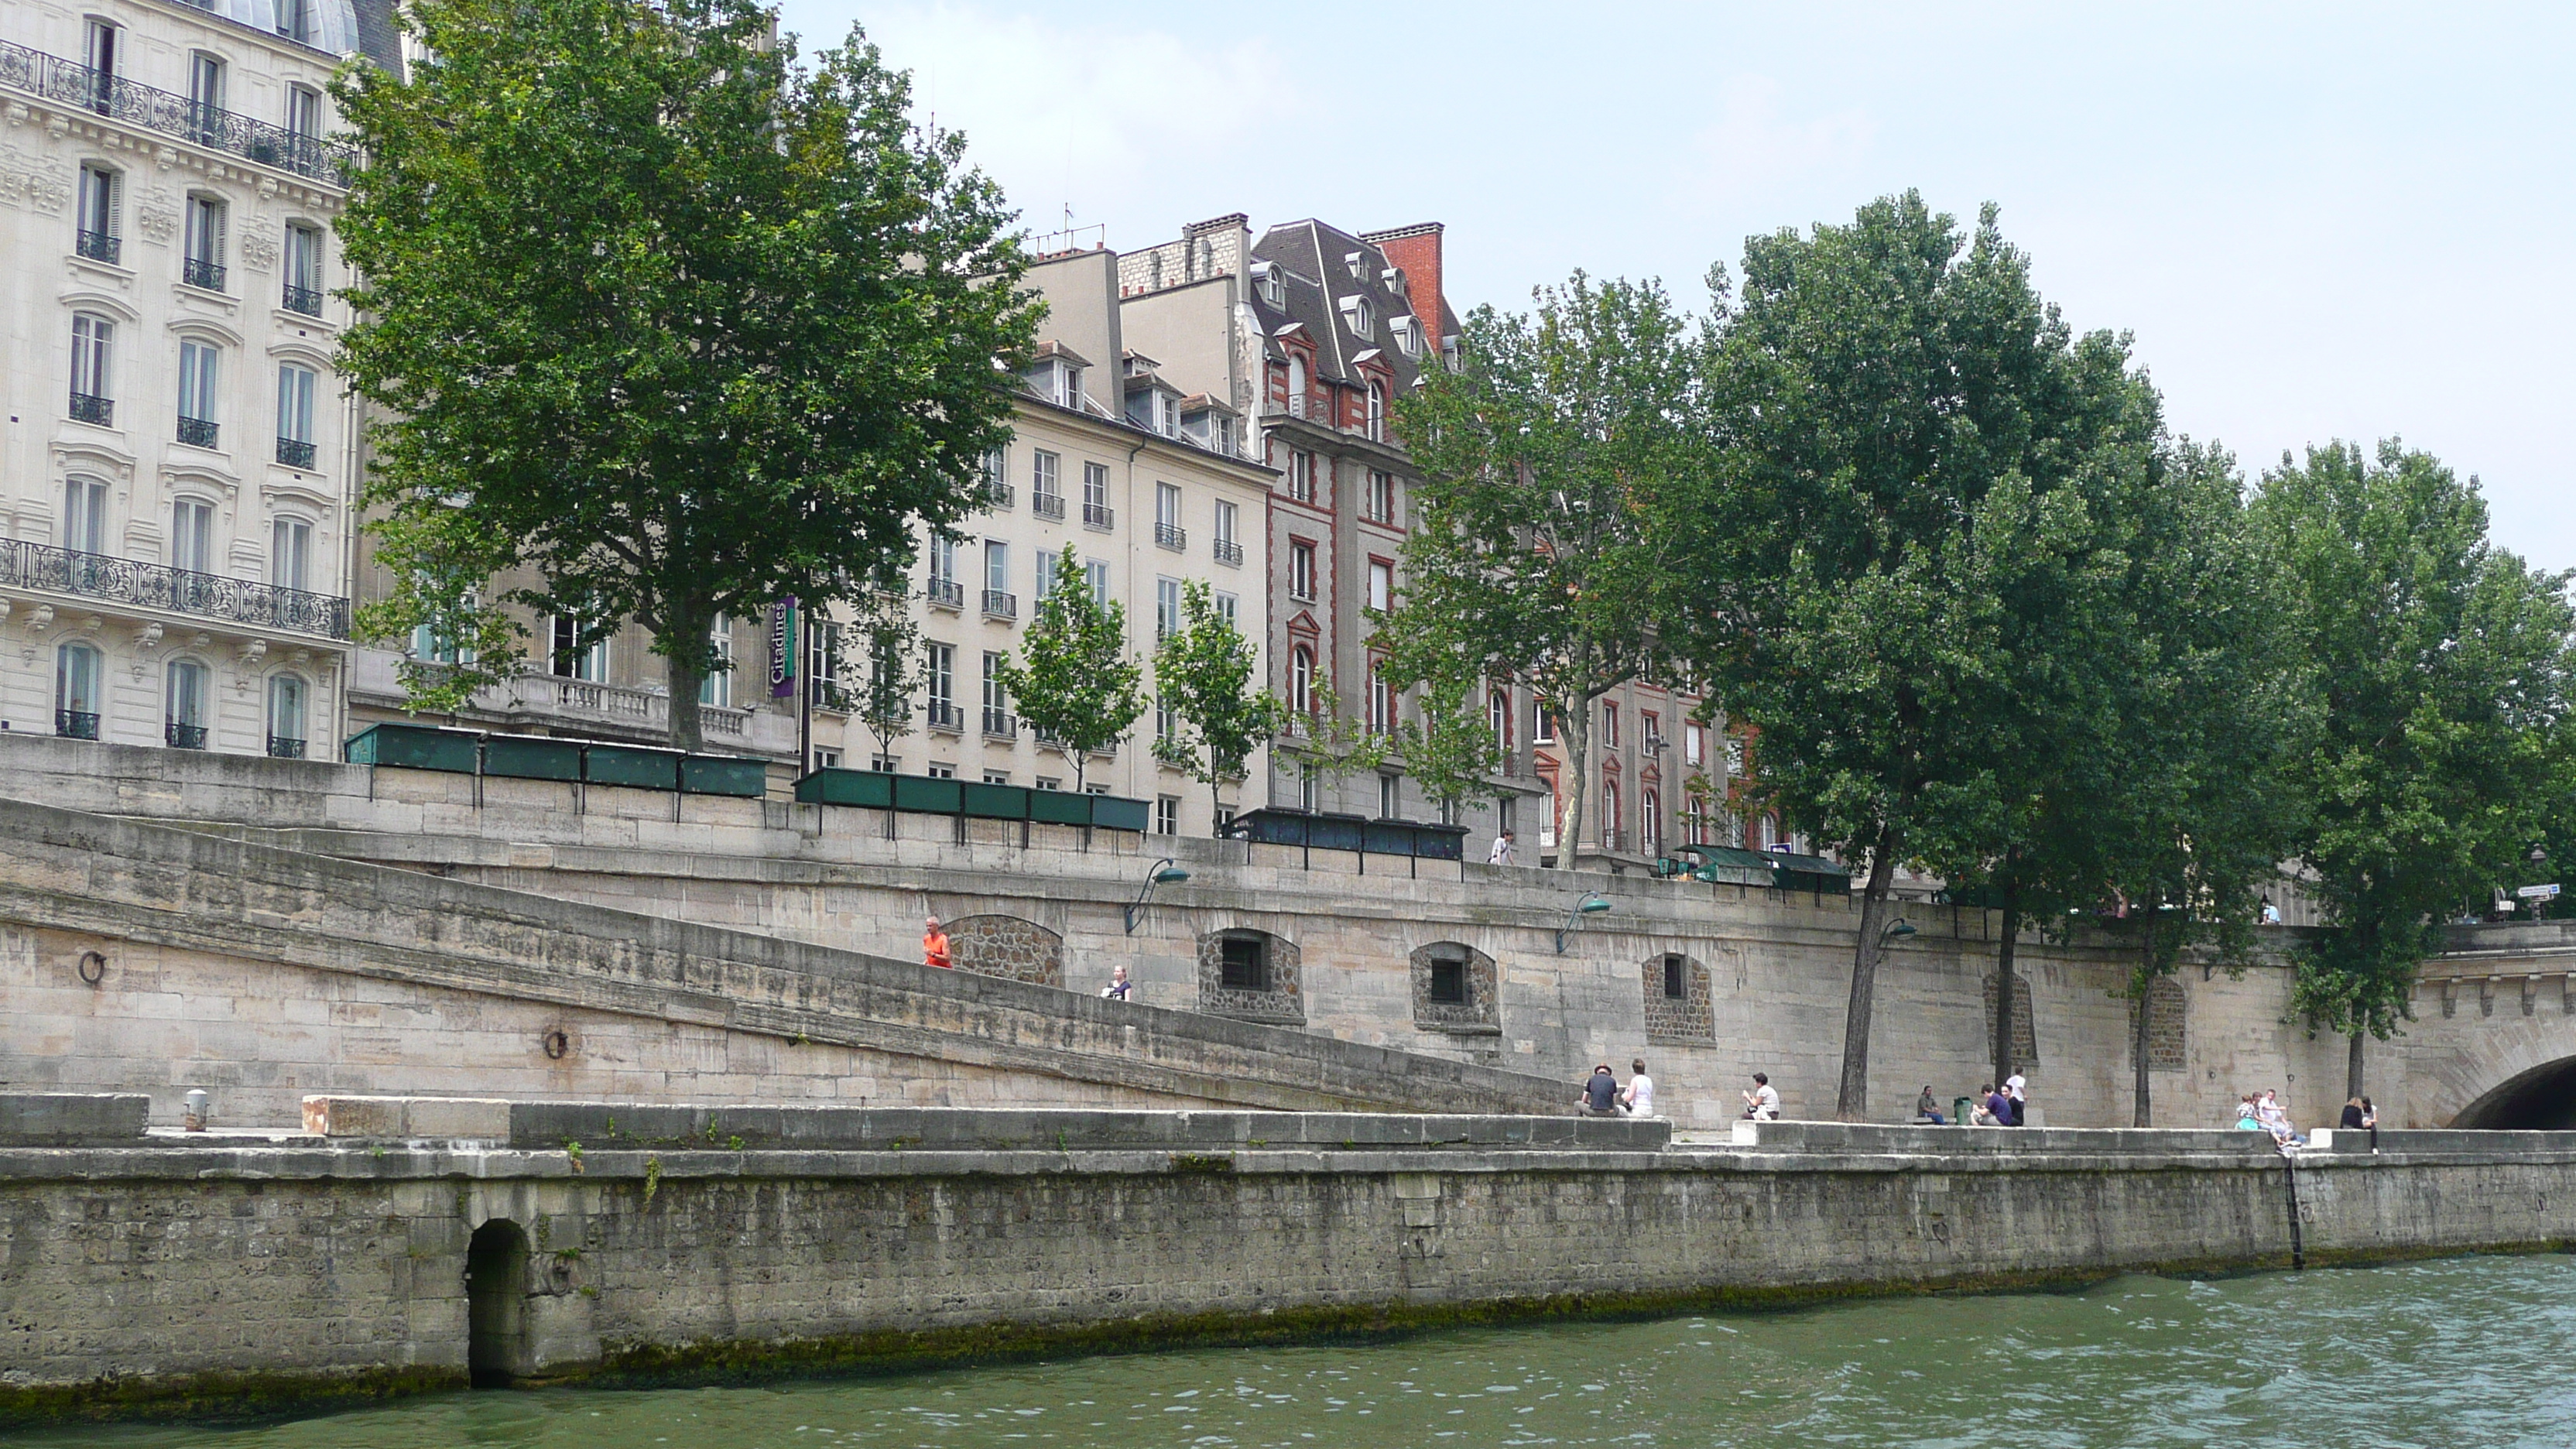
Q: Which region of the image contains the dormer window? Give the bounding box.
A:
[1029,357,1083,409]
[1391,314,1422,358]
[1382,267,1406,296]
[1344,250,1365,279]
[1341,293,1374,337]
[1252,261,1283,309]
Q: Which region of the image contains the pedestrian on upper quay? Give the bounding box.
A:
[1622,1059,1655,1116]
[2004,1072,2028,1126]
[1581,1064,1622,1115]
[1488,830,1516,865]
[922,916,952,971]
[1102,963,1133,1001]
[1915,1085,1947,1125]
[1741,1071,1780,1121]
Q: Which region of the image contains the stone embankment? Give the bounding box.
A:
[5,1094,2574,1424]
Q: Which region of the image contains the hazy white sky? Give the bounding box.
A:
[774,1,2576,571]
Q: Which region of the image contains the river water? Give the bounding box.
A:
[24,1253,2576,1448]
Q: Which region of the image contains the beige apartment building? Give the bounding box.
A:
[1,0,392,758]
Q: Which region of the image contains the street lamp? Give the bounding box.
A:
[1882,918,1917,942]
[1556,891,1613,954]
[1124,858,1191,935]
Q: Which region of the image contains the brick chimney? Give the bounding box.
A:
[1360,221,1446,342]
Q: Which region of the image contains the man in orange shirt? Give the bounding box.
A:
[923,915,952,970]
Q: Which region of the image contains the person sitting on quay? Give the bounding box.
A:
[1980,1083,2012,1126]
[1915,1084,1949,1125]
[2234,1094,2267,1132]
[1621,1058,1656,1117]
[2004,1072,2028,1126]
[1581,1064,1622,1116]
[2255,1088,2304,1148]
[1741,1071,1780,1121]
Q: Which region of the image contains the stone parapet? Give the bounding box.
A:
[0,1093,148,1145]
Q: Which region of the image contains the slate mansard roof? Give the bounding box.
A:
[1249,220,1433,392]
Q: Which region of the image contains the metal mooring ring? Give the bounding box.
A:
[76,951,107,986]
[541,1029,570,1060]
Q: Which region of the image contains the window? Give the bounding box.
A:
[411,595,478,666]
[1533,700,1556,745]
[1299,764,1320,812]
[1156,795,1179,836]
[1154,481,1184,550]
[270,516,312,593]
[1603,701,1620,750]
[1379,771,1400,820]
[982,769,1009,786]
[1031,449,1062,517]
[177,341,220,447]
[1156,703,1174,742]
[76,164,122,264]
[981,651,1011,735]
[170,499,214,574]
[809,620,842,707]
[700,617,733,707]
[1344,294,1374,337]
[815,747,844,769]
[276,364,317,468]
[1489,689,1512,752]
[1290,646,1314,716]
[1367,662,1393,735]
[927,764,956,779]
[1643,711,1662,752]
[1366,469,1395,522]
[1427,945,1468,1005]
[267,673,307,757]
[550,614,608,680]
[183,194,228,292]
[186,53,224,142]
[1601,776,1621,847]
[1286,355,1307,418]
[1643,788,1662,855]
[1219,934,1266,992]
[1367,560,1392,615]
[1392,314,1422,358]
[1287,449,1315,502]
[1033,544,1061,607]
[927,535,961,607]
[1084,782,1109,796]
[283,224,324,314]
[55,642,102,739]
[165,659,209,748]
[1036,776,1060,791]
[925,641,956,728]
[1366,382,1386,440]
[84,20,118,94]
[62,475,109,555]
[1214,591,1238,626]
[1082,461,1112,529]
[1290,540,1316,601]
[1662,954,1686,1000]
[1685,723,1704,767]
[872,755,900,772]
[285,81,321,138]
[1041,358,1082,409]
[1213,498,1241,565]
[1156,577,1181,641]
[70,313,114,424]
[1084,558,1110,601]
[982,539,1012,616]
[1254,261,1283,308]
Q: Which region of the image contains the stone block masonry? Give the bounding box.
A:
[6,1105,2576,1423]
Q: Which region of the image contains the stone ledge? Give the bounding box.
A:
[0,1093,149,1145]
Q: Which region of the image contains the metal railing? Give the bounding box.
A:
[981,587,1016,619]
[176,417,219,449]
[1031,492,1065,520]
[267,735,306,759]
[0,38,351,185]
[1213,537,1243,566]
[77,229,119,265]
[56,710,99,740]
[0,538,351,638]
[283,283,323,316]
[980,479,1013,509]
[166,721,207,750]
[927,700,963,732]
[1154,522,1186,551]
[1083,502,1115,530]
[981,707,1017,739]
[183,256,227,293]
[926,576,964,609]
[276,437,317,468]
[69,392,112,427]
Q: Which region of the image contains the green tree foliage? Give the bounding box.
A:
[1389,272,1694,865]
[1153,581,1288,826]
[2256,440,2576,1096]
[1005,547,1144,792]
[334,0,1036,748]
[1286,671,1389,810]
[1389,663,1506,824]
[846,579,921,770]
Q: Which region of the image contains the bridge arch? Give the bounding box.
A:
[2453,1056,2576,1129]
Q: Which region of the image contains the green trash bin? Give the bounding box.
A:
[1954,1097,1977,1125]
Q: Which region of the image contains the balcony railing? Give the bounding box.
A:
[981,587,1016,619]
[56,710,99,741]
[982,707,1017,739]
[176,416,219,449]
[283,283,323,316]
[0,538,351,638]
[1032,492,1065,520]
[981,480,1013,509]
[1083,502,1115,530]
[267,735,306,759]
[541,677,746,736]
[276,437,317,468]
[183,256,227,293]
[166,721,208,750]
[69,392,113,427]
[76,229,120,265]
[1213,537,1243,566]
[0,39,351,185]
[1154,522,1186,551]
[927,576,964,609]
[927,700,963,732]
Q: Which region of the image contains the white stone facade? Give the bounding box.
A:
[0,0,372,759]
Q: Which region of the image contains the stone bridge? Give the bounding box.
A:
[2386,922,2576,1129]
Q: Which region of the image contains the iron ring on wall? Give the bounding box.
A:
[541,1029,570,1060]
[76,951,107,986]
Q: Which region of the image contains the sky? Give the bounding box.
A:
[772,1,2576,572]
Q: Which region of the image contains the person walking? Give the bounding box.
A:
[1621,1059,1656,1117]
[1101,963,1133,1001]
[922,915,952,971]
[2004,1072,2028,1127]
[1741,1072,1780,1121]
[1581,1064,1621,1115]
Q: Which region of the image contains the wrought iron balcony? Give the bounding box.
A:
[981,587,1017,619]
[69,392,113,427]
[1031,492,1065,520]
[183,257,228,293]
[176,416,220,449]
[926,576,964,609]
[56,710,99,741]
[267,735,307,759]
[1154,522,1186,551]
[1213,537,1243,566]
[981,479,1013,509]
[166,721,208,750]
[1083,502,1115,531]
[276,437,317,468]
[982,707,1018,739]
[927,700,964,732]
[283,283,324,316]
[0,39,351,185]
[0,538,351,639]
[76,229,120,265]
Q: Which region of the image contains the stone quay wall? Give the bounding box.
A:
[4,1105,2573,1423]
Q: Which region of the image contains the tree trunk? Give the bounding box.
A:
[1554,694,1589,871]
[2132,902,2156,1127]
[1835,831,1901,1121]
[663,601,713,754]
[2347,1028,2366,1101]
[1993,875,2021,1091]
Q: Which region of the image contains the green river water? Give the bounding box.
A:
[20,1253,2576,1448]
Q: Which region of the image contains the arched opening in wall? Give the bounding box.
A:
[1196,927,1303,1024]
[1410,940,1499,1034]
[2452,1057,2576,1129]
[943,915,1064,987]
[465,1218,530,1388]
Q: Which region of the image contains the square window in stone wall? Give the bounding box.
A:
[1198,929,1303,1024]
[1642,953,1714,1044]
[1411,941,1500,1035]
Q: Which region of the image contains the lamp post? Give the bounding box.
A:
[1556,890,1613,954]
[1124,858,1191,935]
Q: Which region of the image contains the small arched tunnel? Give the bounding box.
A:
[2452,1057,2576,1129]
[465,1218,530,1388]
